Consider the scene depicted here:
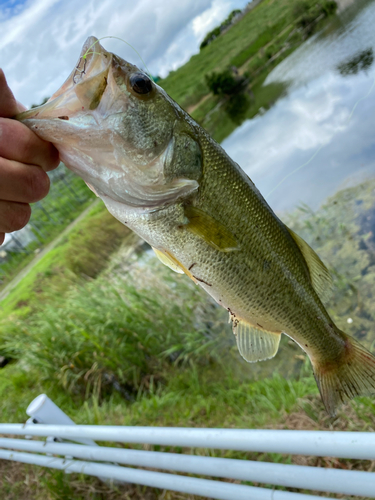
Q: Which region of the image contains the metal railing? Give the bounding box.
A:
[0,394,374,499]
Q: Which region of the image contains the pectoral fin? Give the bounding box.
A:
[232,319,281,362]
[286,226,333,303]
[184,205,238,252]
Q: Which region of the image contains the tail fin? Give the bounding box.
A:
[313,332,375,417]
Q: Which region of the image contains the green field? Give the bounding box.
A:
[0,202,133,324]
[159,0,301,108]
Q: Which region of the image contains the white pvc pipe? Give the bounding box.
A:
[0,449,333,500]
[0,424,374,459]
[27,394,76,425]
[26,394,96,447]
[0,437,373,496]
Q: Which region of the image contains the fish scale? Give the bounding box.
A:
[16,36,375,416]
[194,131,314,324]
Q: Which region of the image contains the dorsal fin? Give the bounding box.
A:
[232,318,281,363]
[287,227,333,303]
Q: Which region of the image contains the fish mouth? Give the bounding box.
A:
[16,36,112,121]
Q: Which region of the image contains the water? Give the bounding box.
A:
[216,0,375,372]
[222,0,375,214]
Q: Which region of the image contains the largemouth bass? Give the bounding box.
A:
[17,37,375,416]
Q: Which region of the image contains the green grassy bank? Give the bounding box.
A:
[0,202,133,325]
[0,167,96,291]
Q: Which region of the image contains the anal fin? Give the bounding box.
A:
[232,318,281,362]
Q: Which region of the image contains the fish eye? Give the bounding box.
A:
[129,73,153,95]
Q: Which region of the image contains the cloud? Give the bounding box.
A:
[192,0,231,39]
[0,0,247,107]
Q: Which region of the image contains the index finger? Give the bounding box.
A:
[0,69,60,171]
[0,69,20,117]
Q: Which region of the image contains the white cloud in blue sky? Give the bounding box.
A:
[0,0,249,107]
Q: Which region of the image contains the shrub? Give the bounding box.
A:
[205,69,246,96]
[320,0,337,16]
[337,48,374,76]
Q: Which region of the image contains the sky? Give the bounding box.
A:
[0,0,249,107]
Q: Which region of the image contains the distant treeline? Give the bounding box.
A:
[200,9,242,50]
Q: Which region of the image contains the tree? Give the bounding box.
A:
[205,69,246,96]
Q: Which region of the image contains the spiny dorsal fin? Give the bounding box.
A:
[152,247,184,274]
[287,227,333,303]
[232,318,281,363]
[184,205,238,252]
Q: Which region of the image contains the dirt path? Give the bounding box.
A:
[186,94,211,114]
[0,199,100,302]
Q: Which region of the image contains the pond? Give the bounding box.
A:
[222,0,375,214]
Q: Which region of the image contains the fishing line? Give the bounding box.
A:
[82,36,153,81]
[267,74,375,198]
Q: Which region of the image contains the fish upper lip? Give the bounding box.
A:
[71,36,111,85]
[15,36,112,122]
[72,55,89,85]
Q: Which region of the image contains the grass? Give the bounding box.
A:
[1,358,375,499]
[0,201,132,325]
[0,166,95,290]
[1,179,375,499]
[230,16,289,68]
[2,264,225,400]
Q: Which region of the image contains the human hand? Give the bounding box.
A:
[0,69,60,245]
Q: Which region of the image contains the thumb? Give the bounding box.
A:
[0,69,24,117]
